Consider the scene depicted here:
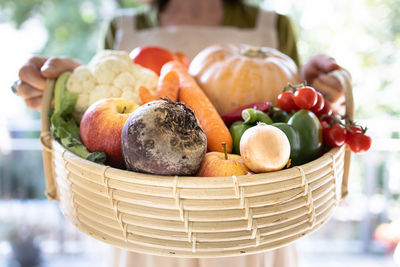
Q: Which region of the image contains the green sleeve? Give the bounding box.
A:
[135,10,159,30]
[104,17,118,50]
[103,9,158,50]
[277,14,300,67]
[221,2,258,28]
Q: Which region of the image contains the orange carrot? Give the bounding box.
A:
[139,86,157,104]
[174,51,190,69]
[162,61,233,153]
[156,69,180,102]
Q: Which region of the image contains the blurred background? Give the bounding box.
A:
[0,0,399,266]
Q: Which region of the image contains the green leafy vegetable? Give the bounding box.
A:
[50,72,106,164]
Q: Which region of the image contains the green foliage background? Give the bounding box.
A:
[0,0,105,63]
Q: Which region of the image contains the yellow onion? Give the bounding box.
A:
[240,123,290,173]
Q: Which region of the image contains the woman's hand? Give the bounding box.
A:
[16,56,81,110]
[301,54,346,105]
[301,54,340,83]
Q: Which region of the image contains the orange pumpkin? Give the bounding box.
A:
[189,44,301,114]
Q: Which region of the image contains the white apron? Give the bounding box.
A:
[114,9,278,59]
[110,9,298,267]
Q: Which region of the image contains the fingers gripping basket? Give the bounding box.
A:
[40,70,353,257]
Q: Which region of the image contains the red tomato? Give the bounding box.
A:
[323,123,347,147]
[293,86,318,109]
[310,92,325,114]
[315,100,333,118]
[346,132,372,153]
[130,46,177,75]
[277,91,297,111]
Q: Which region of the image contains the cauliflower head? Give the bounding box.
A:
[67,50,158,119]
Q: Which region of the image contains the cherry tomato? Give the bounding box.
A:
[277,91,297,111]
[293,86,318,109]
[323,122,347,147]
[316,100,333,118]
[320,113,341,125]
[352,126,363,133]
[310,92,325,114]
[346,132,372,153]
[348,125,363,133]
[320,120,330,130]
[345,125,363,142]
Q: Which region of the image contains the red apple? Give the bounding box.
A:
[80,98,139,168]
[197,152,250,177]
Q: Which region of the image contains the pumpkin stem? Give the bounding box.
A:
[241,46,269,58]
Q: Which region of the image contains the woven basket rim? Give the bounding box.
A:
[54,136,342,179]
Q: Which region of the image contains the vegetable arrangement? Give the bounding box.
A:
[50,44,371,179]
[225,81,371,171]
[276,83,372,154]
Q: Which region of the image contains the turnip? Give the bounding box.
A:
[121,100,207,175]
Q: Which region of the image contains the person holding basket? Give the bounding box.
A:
[12,0,348,266]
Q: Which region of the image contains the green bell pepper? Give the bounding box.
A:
[272,123,301,165]
[229,121,252,155]
[270,107,291,123]
[288,110,323,165]
[241,108,273,125]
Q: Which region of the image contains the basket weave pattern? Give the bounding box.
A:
[40,70,353,257]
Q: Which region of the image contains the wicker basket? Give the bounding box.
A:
[40,70,353,258]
